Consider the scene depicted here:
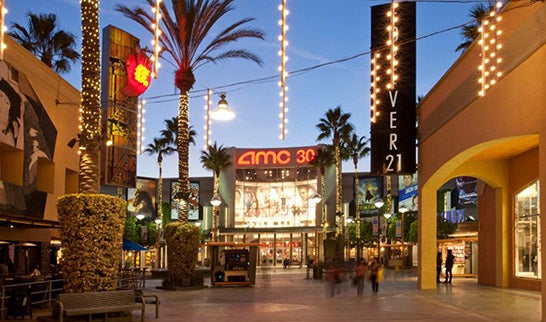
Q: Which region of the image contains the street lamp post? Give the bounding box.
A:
[374,200,385,259]
[211,195,222,242]
[310,193,322,265]
[399,206,408,267]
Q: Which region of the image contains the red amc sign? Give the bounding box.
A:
[236,147,317,168]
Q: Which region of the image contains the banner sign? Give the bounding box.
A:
[370,2,416,175]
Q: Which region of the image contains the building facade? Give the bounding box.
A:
[417,1,546,319]
[0,36,80,274]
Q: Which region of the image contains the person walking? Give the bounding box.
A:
[354,259,368,298]
[369,257,382,293]
[436,251,443,283]
[444,249,455,283]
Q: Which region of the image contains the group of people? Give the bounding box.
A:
[436,249,455,284]
[325,257,383,298]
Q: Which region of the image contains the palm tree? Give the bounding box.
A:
[117,0,264,224]
[309,144,334,234]
[455,3,492,52]
[78,0,101,193]
[161,117,197,148]
[316,106,354,223]
[341,132,370,258]
[200,141,232,241]
[9,12,80,73]
[143,137,176,222]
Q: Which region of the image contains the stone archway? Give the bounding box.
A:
[418,135,538,289]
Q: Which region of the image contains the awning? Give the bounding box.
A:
[122,239,148,251]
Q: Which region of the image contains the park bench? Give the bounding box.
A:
[56,290,145,322]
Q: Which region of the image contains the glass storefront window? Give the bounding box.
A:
[514,181,541,279]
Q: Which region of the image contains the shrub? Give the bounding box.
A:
[57,194,126,292]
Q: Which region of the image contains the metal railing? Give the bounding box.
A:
[0,278,64,319]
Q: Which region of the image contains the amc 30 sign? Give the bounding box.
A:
[235,146,317,168]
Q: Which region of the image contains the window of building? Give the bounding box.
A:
[514,180,541,279]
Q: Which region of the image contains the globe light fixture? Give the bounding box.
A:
[210,93,235,121]
[210,195,222,207]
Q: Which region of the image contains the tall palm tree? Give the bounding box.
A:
[455,3,492,52]
[77,0,101,193]
[117,0,264,224]
[341,132,370,258]
[316,106,354,222]
[309,144,334,234]
[161,117,197,148]
[9,12,80,73]
[143,137,176,221]
[200,141,232,241]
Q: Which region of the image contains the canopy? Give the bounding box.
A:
[122,239,148,251]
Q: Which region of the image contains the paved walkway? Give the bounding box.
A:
[8,267,541,322]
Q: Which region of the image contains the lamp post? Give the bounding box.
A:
[310,193,322,265]
[210,194,222,242]
[154,218,162,269]
[374,200,385,259]
[399,206,408,267]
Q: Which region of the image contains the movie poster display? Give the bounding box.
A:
[398,172,418,212]
[234,179,317,228]
[171,181,199,221]
[357,177,384,217]
[451,176,478,209]
[127,178,157,219]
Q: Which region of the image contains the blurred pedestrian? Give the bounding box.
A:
[369,257,382,293]
[436,251,443,283]
[444,249,455,283]
[354,259,368,298]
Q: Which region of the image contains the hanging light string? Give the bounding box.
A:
[0,0,7,60]
[150,0,162,78]
[278,0,289,140]
[203,89,212,150]
[386,1,399,90]
[370,52,381,123]
[136,98,146,154]
[478,1,503,97]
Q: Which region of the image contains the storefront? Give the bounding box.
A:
[418,1,546,319]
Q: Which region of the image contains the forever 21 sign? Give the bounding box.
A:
[236,147,317,168]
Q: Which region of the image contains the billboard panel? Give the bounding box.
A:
[398,172,418,212]
[127,178,157,219]
[171,181,200,221]
[234,179,317,228]
[358,177,384,217]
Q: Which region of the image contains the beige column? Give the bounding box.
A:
[418,185,437,289]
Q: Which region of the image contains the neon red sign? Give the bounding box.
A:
[122,46,152,97]
[236,147,316,168]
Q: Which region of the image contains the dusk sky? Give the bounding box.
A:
[6,0,477,178]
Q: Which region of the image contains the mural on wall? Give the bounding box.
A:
[127,178,157,219]
[171,181,199,221]
[0,60,56,218]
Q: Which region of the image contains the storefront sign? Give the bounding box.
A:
[236,146,316,168]
[370,2,416,175]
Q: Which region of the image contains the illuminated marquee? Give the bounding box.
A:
[236,147,316,168]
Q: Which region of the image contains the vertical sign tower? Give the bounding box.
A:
[370,2,416,175]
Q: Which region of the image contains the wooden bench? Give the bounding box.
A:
[56,290,144,322]
[134,289,159,319]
